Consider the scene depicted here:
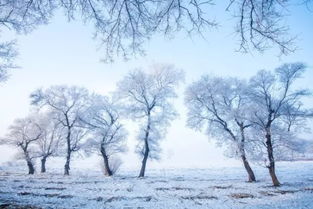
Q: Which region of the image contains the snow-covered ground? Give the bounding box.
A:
[0,161,313,209]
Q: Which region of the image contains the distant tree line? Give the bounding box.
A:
[1,63,312,187]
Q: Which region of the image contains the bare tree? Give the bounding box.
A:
[0,0,215,62]
[248,62,311,186]
[81,94,127,176]
[226,0,298,55]
[116,65,184,177]
[30,85,89,175]
[34,112,63,173]
[0,115,42,174]
[185,76,256,182]
[1,0,310,63]
[0,0,54,33]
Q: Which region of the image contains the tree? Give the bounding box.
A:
[185,76,256,182]
[1,0,311,62]
[116,65,184,177]
[0,0,214,62]
[0,41,17,82]
[81,94,127,176]
[248,62,311,186]
[30,85,89,175]
[0,0,53,80]
[0,115,42,174]
[34,112,63,173]
[227,0,297,55]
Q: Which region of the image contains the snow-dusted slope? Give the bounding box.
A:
[0,161,313,209]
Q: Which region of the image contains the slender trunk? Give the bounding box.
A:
[64,128,71,175]
[41,156,47,173]
[266,130,280,186]
[26,160,35,175]
[101,145,112,176]
[241,154,256,182]
[139,140,149,178]
[139,115,151,178]
[238,125,256,182]
[64,152,71,175]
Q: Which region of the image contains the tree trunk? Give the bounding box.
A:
[241,154,256,182]
[41,157,47,173]
[23,149,35,175]
[238,124,256,182]
[27,160,35,175]
[64,152,71,175]
[139,115,151,178]
[266,131,280,186]
[101,145,112,176]
[64,128,71,175]
[139,140,149,178]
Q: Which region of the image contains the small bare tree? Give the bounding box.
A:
[81,94,127,176]
[116,65,184,177]
[185,76,256,182]
[248,62,311,186]
[30,85,90,175]
[0,115,42,174]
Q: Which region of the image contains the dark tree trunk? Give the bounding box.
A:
[139,115,151,178]
[241,154,256,182]
[139,140,149,178]
[101,146,112,176]
[41,157,47,173]
[64,128,71,175]
[27,160,35,175]
[64,152,71,175]
[266,131,280,186]
[23,149,35,175]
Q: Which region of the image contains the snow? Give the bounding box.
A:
[0,161,313,209]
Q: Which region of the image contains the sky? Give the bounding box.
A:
[0,2,312,172]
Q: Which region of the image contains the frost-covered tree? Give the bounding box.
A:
[248,62,311,186]
[0,115,42,174]
[0,0,214,62]
[116,65,184,177]
[30,85,89,175]
[1,0,310,62]
[0,0,52,81]
[185,76,256,182]
[81,94,127,176]
[34,112,63,173]
[0,41,17,82]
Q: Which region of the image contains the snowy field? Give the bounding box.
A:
[0,161,313,209]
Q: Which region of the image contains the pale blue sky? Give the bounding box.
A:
[0,2,312,170]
